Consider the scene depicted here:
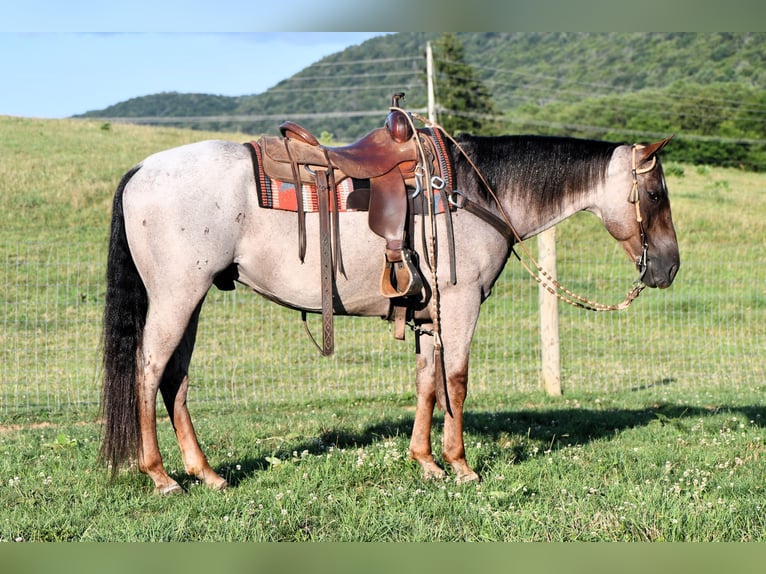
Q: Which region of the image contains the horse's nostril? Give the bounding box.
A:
[668,263,679,283]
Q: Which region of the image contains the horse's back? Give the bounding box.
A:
[138,139,251,183]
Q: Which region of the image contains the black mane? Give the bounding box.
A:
[451,134,620,216]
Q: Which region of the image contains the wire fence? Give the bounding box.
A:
[2,226,763,419]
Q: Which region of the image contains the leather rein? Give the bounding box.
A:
[407,110,657,312]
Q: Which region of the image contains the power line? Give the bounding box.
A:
[276,70,420,83]
[266,82,422,94]
[93,109,766,146]
[438,61,766,118]
[87,48,766,167]
[435,108,766,144]
[432,54,766,114]
[310,57,420,67]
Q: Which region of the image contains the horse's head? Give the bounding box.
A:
[600,136,680,289]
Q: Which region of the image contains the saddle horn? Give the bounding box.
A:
[386,92,414,144]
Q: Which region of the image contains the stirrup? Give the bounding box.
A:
[380,249,423,298]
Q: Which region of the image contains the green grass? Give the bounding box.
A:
[0,116,764,541]
[2,388,765,541]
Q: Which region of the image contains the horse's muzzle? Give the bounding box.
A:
[642,257,680,289]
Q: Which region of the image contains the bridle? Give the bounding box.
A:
[408,110,661,312]
[629,143,658,284]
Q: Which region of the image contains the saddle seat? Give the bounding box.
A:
[277,118,418,180]
[258,118,417,186]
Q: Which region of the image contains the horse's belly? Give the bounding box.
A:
[235,211,390,317]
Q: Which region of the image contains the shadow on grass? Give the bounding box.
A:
[218,398,766,487]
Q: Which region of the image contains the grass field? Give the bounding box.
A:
[0,116,764,541]
[1,388,765,541]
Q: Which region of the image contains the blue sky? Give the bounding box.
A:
[1,1,397,118]
[0,31,385,118]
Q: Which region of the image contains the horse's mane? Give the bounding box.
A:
[451,134,620,216]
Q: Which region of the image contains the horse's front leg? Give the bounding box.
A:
[409,328,480,482]
[434,290,482,483]
[408,330,446,480]
[440,355,480,483]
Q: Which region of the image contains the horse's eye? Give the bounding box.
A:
[647,191,661,202]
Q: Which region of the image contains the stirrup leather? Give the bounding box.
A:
[380,248,423,298]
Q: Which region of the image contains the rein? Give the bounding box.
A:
[408,110,656,312]
[401,109,451,414]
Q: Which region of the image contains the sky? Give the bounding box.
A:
[1,0,401,118]
[0,31,385,119]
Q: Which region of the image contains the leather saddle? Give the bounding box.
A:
[256,93,424,299]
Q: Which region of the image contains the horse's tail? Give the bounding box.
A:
[99,166,146,477]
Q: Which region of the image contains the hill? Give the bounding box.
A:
[86,92,245,118]
[75,32,766,169]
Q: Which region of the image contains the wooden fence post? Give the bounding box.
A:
[538,227,562,396]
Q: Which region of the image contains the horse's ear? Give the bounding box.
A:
[639,135,674,162]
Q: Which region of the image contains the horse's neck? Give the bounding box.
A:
[501,186,600,241]
[498,145,628,240]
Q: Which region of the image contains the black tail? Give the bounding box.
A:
[99,166,147,477]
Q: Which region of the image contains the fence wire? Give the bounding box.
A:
[1,236,763,419]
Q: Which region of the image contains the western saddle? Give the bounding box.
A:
[257,93,425,298]
[255,94,444,355]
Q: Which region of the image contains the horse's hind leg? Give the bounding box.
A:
[136,298,211,495]
[159,300,228,491]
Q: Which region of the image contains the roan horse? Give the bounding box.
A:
[100,117,679,494]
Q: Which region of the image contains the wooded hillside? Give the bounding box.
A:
[75,32,766,170]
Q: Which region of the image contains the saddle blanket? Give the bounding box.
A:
[252,139,358,212]
[250,128,454,215]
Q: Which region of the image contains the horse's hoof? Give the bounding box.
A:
[155,483,186,496]
[420,464,447,481]
[455,471,481,484]
[195,468,230,491]
[448,460,481,483]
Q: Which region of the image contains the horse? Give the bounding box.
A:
[100,128,679,494]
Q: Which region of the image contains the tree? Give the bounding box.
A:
[431,33,499,135]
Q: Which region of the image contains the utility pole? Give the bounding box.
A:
[426,42,437,123]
